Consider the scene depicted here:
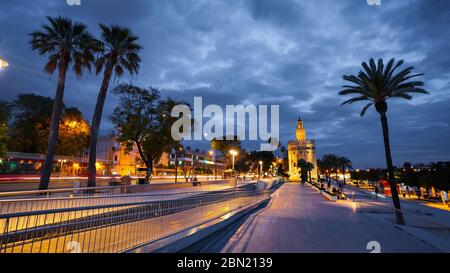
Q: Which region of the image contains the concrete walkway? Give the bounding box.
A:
[222,183,442,253]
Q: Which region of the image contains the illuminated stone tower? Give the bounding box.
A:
[296,118,306,141]
[288,118,317,181]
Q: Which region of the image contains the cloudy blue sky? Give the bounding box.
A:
[0,0,449,168]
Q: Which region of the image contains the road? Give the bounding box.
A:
[199,183,443,253]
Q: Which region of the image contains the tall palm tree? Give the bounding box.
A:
[338,156,352,184]
[339,58,429,225]
[87,25,142,187]
[322,154,339,181]
[30,16,99,190]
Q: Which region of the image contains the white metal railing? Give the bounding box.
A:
[0,188,271,253]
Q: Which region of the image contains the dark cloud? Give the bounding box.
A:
[0,0,449,168]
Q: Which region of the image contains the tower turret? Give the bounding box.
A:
[296,117,306,141]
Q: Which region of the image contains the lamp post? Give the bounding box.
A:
[174,147,182,183]
[209,150,217,180]
[259,161,263,179]
[230,150,238,175]
[229,150,238,189]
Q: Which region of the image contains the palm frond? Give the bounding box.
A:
[30,16,97,76]
[341,96,370,106]
[96,24,142,78]
[360,103,373,117]
[339,57,429,115]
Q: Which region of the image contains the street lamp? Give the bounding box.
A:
[209,150,217,180]
[230,150,238,189]
[58,159,67,177]
[230,150,238,173]
[0,58,8,70]
[174,147,183,183]
[259,161,263,179]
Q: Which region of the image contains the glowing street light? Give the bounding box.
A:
[0,57,8,69]
[209,150,217,180]
[230,150,238,172]
[259,160,263,179]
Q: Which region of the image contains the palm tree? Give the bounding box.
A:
[297,159,314,182]
[322,154,339,181]
[339,58,429,225]
[87,25,142,187]
[30,16,99,190]
[338,156,352,184]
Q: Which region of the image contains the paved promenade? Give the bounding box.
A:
[222,183,442,253]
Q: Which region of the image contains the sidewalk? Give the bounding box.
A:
[222,183,443,253]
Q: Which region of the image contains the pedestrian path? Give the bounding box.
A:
[222,183,442,253]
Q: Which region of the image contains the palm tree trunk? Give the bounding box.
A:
[87,62,114,187]
[39,59,68,190]
[379,111,405,225]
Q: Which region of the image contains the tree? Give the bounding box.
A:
[297,159,314,182]
[0,100,10,160]
[87,25,142,188]
[57,107,90,156]
[30,16,99,190]
[321,154,339,180]
[210,136,242,169]
[246,151,274,174]
[8,94,90,156]
[338,156,352,184]
[111,84,184,183]
[8,94,54,154]
[0,100,10,124]
[340,58,429,225]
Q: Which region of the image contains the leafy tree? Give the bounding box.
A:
[8,94,90,156]
[30,16,99,190]
[87,24,142,187]
[0,100,10,124]
[111,84,184,183]
[8,94,54,153]
[210,136,242,169]
[246,151,274,174]
[0,101,11,160]
[340,58,429,225]
[57,107,90,156]
[235,153,251,175]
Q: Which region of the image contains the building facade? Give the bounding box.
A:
[288,118,317,181]
[1,135,225,178]
[96,134,225,177]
